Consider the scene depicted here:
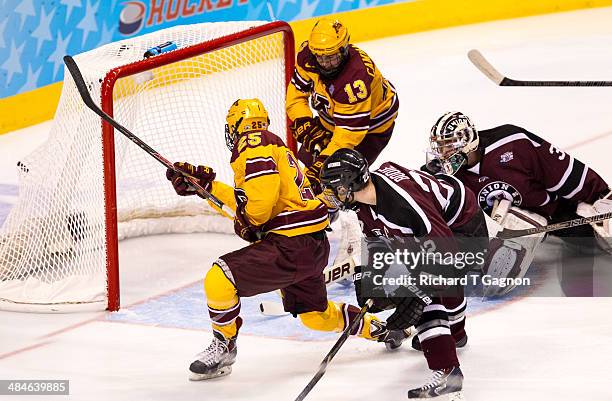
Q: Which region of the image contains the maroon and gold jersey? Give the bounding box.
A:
[209,130,328,237]
[356,162,480,238]
[286,42,399,158]
[455,125,609,217]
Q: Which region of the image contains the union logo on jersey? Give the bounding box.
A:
[478,181,522,212]
[500,151,514,163]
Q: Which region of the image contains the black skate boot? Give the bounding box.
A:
[189,331,237,381]
[371,320,413,351]
[412,334,467,352]
[407,366,464,400]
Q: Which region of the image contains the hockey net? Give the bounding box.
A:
[0,21,295,312]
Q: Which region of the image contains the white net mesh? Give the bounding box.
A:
[0,21,291,312]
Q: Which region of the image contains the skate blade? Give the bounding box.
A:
[189,365,232,381]
[447,390,465,401]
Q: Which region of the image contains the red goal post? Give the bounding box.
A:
[0,21,296,312]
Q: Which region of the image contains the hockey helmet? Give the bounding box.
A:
[429,111,479,175]
[308,19,350,78]
[320,148,370,210]
[225,98,270,151]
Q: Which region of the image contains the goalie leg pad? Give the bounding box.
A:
[483,200,547,296]
[325,210,363,267]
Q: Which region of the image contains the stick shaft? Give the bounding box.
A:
[497,212,612,239]
[468,49,612,87]
[294,299,373,401]
[63,55,234,218]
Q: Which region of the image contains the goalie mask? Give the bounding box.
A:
[320,149,370,210]
[225,98,270,152]
[308,19,350,79]
[428,111,479,175]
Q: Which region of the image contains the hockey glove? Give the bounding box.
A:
[385,296,425,330]
[234,203,261,243]
[305,155,325,195]
[353,265,395,313]
[291,117,332,155]
[166,162,216,196]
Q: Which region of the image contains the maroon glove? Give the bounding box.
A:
[166,162,216,196]
[305,155,326,195]
[234,203,261,242]
[291,117,332,155]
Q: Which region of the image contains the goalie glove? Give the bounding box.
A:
[290,117,332,155]
[576,189,612,254]
[166,162,216,196]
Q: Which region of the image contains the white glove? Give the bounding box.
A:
[577,198,612,233]
[576,192,612,254]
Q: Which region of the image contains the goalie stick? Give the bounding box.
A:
[497,212,612,240]
[294,299,373,401]
[468,49,612,87]
[63,55,235,219]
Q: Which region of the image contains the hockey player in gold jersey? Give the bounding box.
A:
[165,99,410,381]
[286,18,399,193]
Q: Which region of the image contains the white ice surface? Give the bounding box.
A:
[2,7,612,401]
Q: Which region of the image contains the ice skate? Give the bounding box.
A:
[407,366,464,400]
[189,331,237,381]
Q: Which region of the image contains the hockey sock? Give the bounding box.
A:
[204,263,241,339]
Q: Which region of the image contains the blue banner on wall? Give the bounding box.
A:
[0,0,408,99]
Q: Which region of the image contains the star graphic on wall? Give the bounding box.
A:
[0,17,8,49]
[61,0,83,22]
[1,40,26,85]
[293,0,321,20]
[15,0,36,31]
[19,64,43,92]
[276,0,297,18]
[47,31,73,80]
[245,1,267,20]
[358,0,381,8]
[97,21,115,48]
[77,0,100,47]
[332,0,350,13]
[32,7,55,55]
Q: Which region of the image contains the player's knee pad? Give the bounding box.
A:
[484,200,547,296]
[204,261,239,310]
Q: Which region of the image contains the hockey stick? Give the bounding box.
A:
[259,257,356,316]
[62,55,235,219]
[468,49,612,87]
[497,212,612,240]
[294,299,373,401]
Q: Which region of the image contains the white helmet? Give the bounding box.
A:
[429,111,479,175]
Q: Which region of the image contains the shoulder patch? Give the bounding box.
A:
[297,42,318,73]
